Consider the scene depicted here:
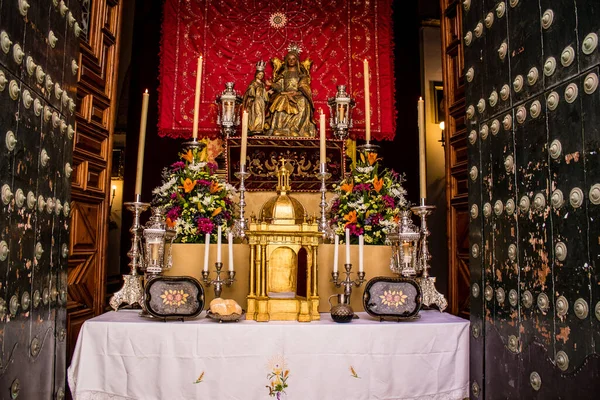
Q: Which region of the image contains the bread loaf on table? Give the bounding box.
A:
[209,298,242,315]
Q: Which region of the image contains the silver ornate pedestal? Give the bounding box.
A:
[201,262,236,298]
[233,164,250,239]
[411,198,448,312]
[316,162,333,239]
[109,194,150,311]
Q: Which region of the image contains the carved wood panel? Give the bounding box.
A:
[440,0,469,319]
[68,0,122,364]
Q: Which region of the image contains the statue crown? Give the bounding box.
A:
[287,43,303,55]
[256,60,267,71]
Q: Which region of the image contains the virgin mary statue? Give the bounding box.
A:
[265,44,316,137]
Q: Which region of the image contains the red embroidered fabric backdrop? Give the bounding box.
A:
[158,0,396,141]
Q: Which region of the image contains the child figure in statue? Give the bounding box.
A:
[265,43,316,137]
[242,61,270,135]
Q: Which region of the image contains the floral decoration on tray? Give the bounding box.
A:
[328,150,409,245]
[152,145,238,243]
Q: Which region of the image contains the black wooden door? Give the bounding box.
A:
[464,0,600,398]
[0,1,81,398]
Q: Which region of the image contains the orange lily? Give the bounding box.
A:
[209,181,220,194]
[344,210,358,225]
[183,178,196,193]
[166,217,176,228]
[367,152,379,165]
[211,207,222,217]
[182,149,194,163]
[373,176,384,193]
[340,182,354,193]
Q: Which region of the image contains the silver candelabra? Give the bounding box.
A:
[201,262,236,298]
[109,194,150,311]
[331,263,366,299]
[411,198,448,312]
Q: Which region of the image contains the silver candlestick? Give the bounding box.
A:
[201,262,236,298]
[411,198,447,312]
[316,162,332,239]
[233,164,250,239]
[182,137,204,150]
[109,194,150,311]
[331,263,366,299]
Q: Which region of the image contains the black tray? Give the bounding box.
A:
[144,276,204,319]
[362,276,422,321]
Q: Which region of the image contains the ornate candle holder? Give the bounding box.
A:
[201,262,236,298]
[316,163,333,239]
[109,194,150,311]
[182,137,204,150]
[411,198,448,312]
[233,164,250,239]
[331,263,366,300]
[356,142,380,154]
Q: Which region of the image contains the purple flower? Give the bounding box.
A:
[166,206,181,221]
[170,192,178,200]
[171,161,185,170]
[382,195,395,208]
[207,162,218,174]
[353,183,371,192]
[347,223,364,237]
[197,217,214,234]
[197,179,212,186]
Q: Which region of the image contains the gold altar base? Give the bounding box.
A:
[247,296,320,322]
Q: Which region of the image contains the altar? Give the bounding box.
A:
[67,309,469,400]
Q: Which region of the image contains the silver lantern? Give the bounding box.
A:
[216,82,242,138]
[143,207,176,276]
[387,210,420,277]
[327,85,356,139]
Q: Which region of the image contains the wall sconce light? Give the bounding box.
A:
[438,121,445,147]
[110,185,117,209]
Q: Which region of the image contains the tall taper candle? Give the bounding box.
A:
[358,235,364,272]
[228,231,234,272]
[192,56,203,140]
[319,111,326,165]
[203,233,210,272]
[333,234,339,273]
[345,228,350,265]
[241,110,248,166]
[418,97,426,199]
[134,89,149,195]
[217,225,222,263]
[363,59,371,143]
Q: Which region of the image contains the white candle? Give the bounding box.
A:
[319,111,326,165]
[418,97,426,199]
[134,90,149,195]
[363,59,371,143]
[333,234,339,273]
[217,225,222,263]
[345,228,350,265]
[241,110,248,166]
[228,231,234,272]
[192,56,203,140]
[203,233,210,272]
[358,235,364,272]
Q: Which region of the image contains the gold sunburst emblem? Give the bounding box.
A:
[379,290,408,307]
[269,12,287,29]
[160,289,189,306]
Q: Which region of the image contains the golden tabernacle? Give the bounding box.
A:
[245,160,322,322]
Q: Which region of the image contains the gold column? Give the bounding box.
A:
[260,244,267,297]
[255,242,262,296]
[312,245,318,296]
[249,244,256,296]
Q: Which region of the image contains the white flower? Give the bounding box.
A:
[201,196,213,206]
[188,161,207,172]
[355,165,374,174]
[152,177,177,196]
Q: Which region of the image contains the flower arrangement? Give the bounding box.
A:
[328,150,408,245]
[265,355,290,399]
[151,145,237,243]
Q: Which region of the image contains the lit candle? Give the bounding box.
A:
[319,111,326,165]
[358,235,364,273]
[363,59,370,143]
[345,228,350,265]
[203,233,210,272]
[134,89,149,195]
[418,97,426,199]
[333,234,339,273]
[192,55,203,140]
[149,238,160,264]
[241,110,248,167]
[228,231,234,272]
[217,225,222,263]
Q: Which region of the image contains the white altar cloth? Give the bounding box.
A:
[68,310,469,400]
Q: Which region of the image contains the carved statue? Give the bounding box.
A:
[265,44,316,137]
[242,61,270,134]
